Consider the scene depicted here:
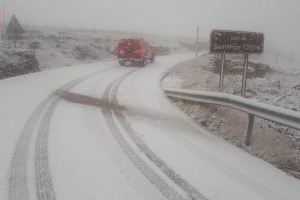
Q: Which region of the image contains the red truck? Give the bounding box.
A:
[115,38,155,66]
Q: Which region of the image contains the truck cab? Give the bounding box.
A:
[115,38,155,66]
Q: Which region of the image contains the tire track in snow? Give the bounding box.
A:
[34,67,120,200]
[108,69,209,200]
[35,97,59,200]
[8,67,116,200]
[8,95,52,200]
[102,70,186,200]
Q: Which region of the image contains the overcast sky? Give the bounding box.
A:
[5,0,300,53]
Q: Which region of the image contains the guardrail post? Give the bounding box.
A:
[245,114,255,146]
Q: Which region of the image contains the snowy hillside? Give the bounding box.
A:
[163,53,300,178]
[1,26,202,71]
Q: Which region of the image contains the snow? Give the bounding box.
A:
[0,53,299,200]
[162,53,300,178]
[117,53,300,200]
[251,48,300,74]
[1,26,196,71]
[49,102,160,200]
[0,61,116,199]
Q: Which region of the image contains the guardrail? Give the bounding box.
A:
[164,88,300,146]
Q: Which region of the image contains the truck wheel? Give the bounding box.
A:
[140,60,147,67]
[119,60,125,66]
[150,57,155,63]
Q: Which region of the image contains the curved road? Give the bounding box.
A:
[1,54,300,200]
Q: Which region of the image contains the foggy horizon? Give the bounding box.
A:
[3,0,300,54]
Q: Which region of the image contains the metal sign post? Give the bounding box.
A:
[219,54,225,92]
[209,29,265,144]
[0,0,4,42]
[196,26,199,57]
[210,30,264,97]
[241,54,249,97]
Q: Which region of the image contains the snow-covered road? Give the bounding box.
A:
[0,54,299,200]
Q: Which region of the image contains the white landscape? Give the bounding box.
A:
[1,0,300,200]
[0,54,299,200]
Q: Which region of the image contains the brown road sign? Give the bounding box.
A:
[210,30,264,54]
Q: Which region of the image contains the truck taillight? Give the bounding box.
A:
[139,49,145,55]
[119,49,125,55]
[134,49,143,56]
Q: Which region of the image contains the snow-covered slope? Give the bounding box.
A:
[0,54,299,200]
[1,26,197,71]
